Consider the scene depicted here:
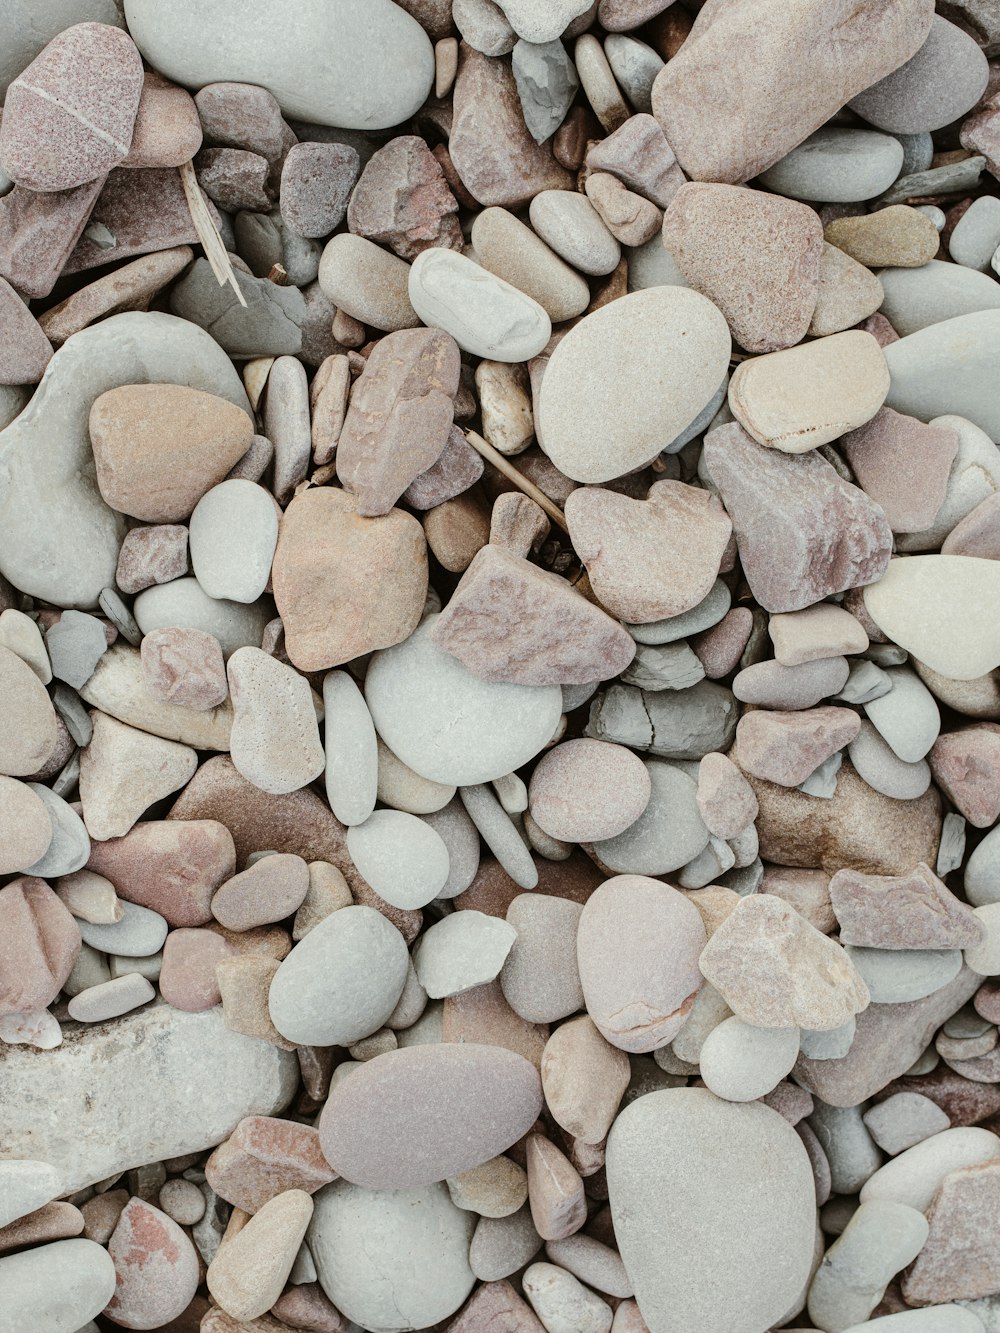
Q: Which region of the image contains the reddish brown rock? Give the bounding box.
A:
[0,176,105,300]
[272,487,428,673]
[525,1135,587,1245]
[585,113,685,208]
[0,877,80,1016]
[105,1197,200,1330]
[86,819,236,927]
[122,72,203,169]
[62,167,208,275]
[280,141,360,239]
[338,328,460,516]
[193,82,287,160]
[704,422,893,614]
[488,492,550,559]
[565,480,732,625]
[651,0,935,183]
[140,627,228,712]
[0,22,144,192]
[0,276,52,385]
[206,1117,336,1214]
[450,45,573,207]
[960,92,1000,181]
[38,246,195,346]
[691,607,754,680]
[347,134,461,258]
[195,147,272,212]
[662,183,823,353]
[115,525,189,596]
[829,863,985,949]
[90,384,253,522]
[841,408,960,535]
[0,1201,84,1252]
[902,1160,1000,1303]
[449,1280,545,1332]
[943,492,1000,560]
[158,927,235,1012]
[211,854,310,931]
[735,706,861,787]
[430,544,635,685]
[877,1068,1000,1127]
[404,424,485,511]
[442,978,549,1069]
[271,1283,348,1333]
[760,866,835,934]
[928,724,1000,828]
[584,173,661,247]
[423,490,492,573]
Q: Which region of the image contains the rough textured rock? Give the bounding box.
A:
[841,408,960,534]
[830,864,985,950]
[105,1197,200,1329]
[347,134,461,259]
[902,1159,1000,1304]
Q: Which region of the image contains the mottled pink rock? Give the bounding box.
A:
[140,627,228,712]
[585,113,685,208]
[942,492,1000,560]
[0,276,52,384]
[0,23,144,192]
[449,1280,545,1333]
[280,141,359,238]
[346,135,458,259]
[431,544,636,685]
[0,877,80,1016]
[829,863,985,950]
[211,854,310,931]
[565,480,732,624]
[403,424,485,511]
[577,875,707,1052]
[929,724,1000,827]
[87,819,236,927]
[194,83,288,161]
[488,492,550,559]
[195,147,272,212]
[584,172,661,247]
[841,408,960,534]
[696,752,758,839]
[525,1134,587,1242]
[704,422,893,614]
[652,0,935,183]
[115,525,189,596]
[691,607,754,680]
[735,706,861,787]
[105,1197,200,1330]
[662,183,823,353]
[902,1159,1000,1303]
[122,72,203,170]
[206,1117,336,1214]
[158,927,235,1012]
[38,246,194,346]
[0,176,106,299]
[528,739,651,844]
[768,604,868,667]
[960,91,1000,180]
[732,657,850,710]
[62,167,209,276]
[337,328,460,516]
[450,45,573,207]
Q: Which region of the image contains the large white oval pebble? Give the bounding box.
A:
[346,810,450,910]
[189,480,278,605]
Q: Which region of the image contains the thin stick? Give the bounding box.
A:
[464,429,569,534]
[178,161,247,308]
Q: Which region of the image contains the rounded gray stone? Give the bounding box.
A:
[413,910,517,999]
[592,760,709,875]
[421,798,481,899]
[189,480,278,605]
[759,127,905,203]
[24,784,90,877]
[322,669,377,827]
[346,809,450,910]
[844,944,963,1004]
[78,901,168,958]
[0,1238,116,1333]
[134,577,269,660]
[863,667,940,762]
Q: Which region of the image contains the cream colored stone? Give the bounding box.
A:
[79,713,197,840]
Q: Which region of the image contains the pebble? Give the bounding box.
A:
[139,627,229,715]
[831,864,983,951]
[78,900,167,958]
[529,190,620,277]
[585,172,661,246]
[846,944,963,1004]
[808,1199,930,1331]
[736,706,861,787]
[318,232,418,332]
[864,1091,952,1155]
[413,910,516,997]
[950,196,1000,272]
[79,713,196,841]
[157,927,232,1012]
[842,407,960,534]
[734,656,850,710]
[472,206,590,323]
[523,1261,612,1333]
[863,666,941,763]
[268,904,408,1047]
[880,262,1000,341]
[884,312,1000,443]
[590,756,709,873]
[227,647,323,796]
[861,1125,1000,1211]
[346,809,450,910]
[0,1161,62,1232]
[809,241,885,337]
[541,1014,630,1145]
[211,854,309,932]
[827,205,941,269]
[527,739,650,843]
[208,1189,313,1322]
[500,893,584,1023]
[759,127,906,203]
[0,776,52,874]
[903,1158,1000,1304]
[271,486,427,672]
[320,670,376,828]
[0,1237,116,1333]
[189,481,278,604]
[206,1116,334,1216]
[607,1088,816,1331]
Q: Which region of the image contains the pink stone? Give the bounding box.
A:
[828,864,985,950]
[696,751,758,839]
[271,1283,348,1333]
[0,176,106,299]
[104,1197,200,1330]
[928,724,1000,828]
[961,91,1000,180]
[942,492,1000,560]
[840,408,960,534]
[0,23,144,192]
[0,275,52,384]
[63,168,209,276]
[281,141,360,239]
[525,1134,587,1242]
[735,706,861,787]
[115,526,189,597]
[205,1116,336,1214]
[0,877,80,1017]
[585,113,685,208]
[195,147,272,213]
[404,426,486,511]
[158,927,235,1012]
[691,607,754,679]
[902,1159,1000,1303]
[347,134,460,259]
[87,819,236,927]
[140,627,228,712]
[210,854,310,931]
[121,72,203,170]
[449,1280,545,1332]
[704,422,892,614]
[528,739,651,843]
[194,83,289,161]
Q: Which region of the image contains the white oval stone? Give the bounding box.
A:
[346,809,450,910]
[365,616,562,786]
[189,480,279,604]
[0,1238,116,1333]
[879,261,1000,337]
[408,248,552,363]
[123,0,434,129]
[537,287,731,483]
[699,1017,800,1102]
[0,1160,62,1230]
[323,670,377,827]
[606,1088,816,1332]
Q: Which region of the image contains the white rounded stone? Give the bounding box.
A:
[189,480,279,604]
[345,809,450,910]
[699,1016,800,1102]
[323,670,377,827]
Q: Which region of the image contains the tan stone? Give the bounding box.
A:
[525,1134,587,1241]
[472,207,590,322]
[585,171,662,246]
[0,776,52,874]
[206,1118,336,1214]
[0,645,57,777]
[208,1189,314,1321]
[541,1015,630,1145]
[808,242,884,338]
[217,954,296,1051]
[423,491,492,573]
[826,205,941,269]
[79,712,197,840]
[227,648,324,797]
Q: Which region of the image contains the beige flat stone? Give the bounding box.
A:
[79,713,197,840]
[79,645,233,750]
[208,1190,314,1321]
[227,648,324,797]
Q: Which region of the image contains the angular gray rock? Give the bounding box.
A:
[511,38,579,144]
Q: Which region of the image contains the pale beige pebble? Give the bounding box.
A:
[684,885,741,938]
[545,1234,631,1300]
[728,329,890,454]
[0,776,52,874]
[529,190,621,278]
[122,70,202,168]
[864,556,1000,681]
[669,978,732,1065]
[564,480,732,624]
[349,1027,398,1061]
[208,1189,314,1321]
[140,627,229,714]
[0,609,51,683]
[0,645,58,777]
[318,233,419,332]
[523,1260,613,1333]
[226,647,324,796]
[243,358,274,413]
[78,712,197,840]
[377,737,456,814]
[89,384,254,522]
[436,36,459,98]
[913,659,1000,720]
[575,34,629,132]
[447,1155,528,1218]
[292,861,353,941]
[525,1134,587,1241]
[216,953,296,1051]
[585,171,662,246]
[965,904,1000,975]
[825,205,941,268]
[699,892,871,1031]
[67,971,155,1022]
[37,247,195,347]
[309,354,350,466]
[809,243,884,338]
[769,605,870,666]
[212,854,310,931]
[158,1178,205,1227]
[761,866,836,935]
[55,870,122,925]
[527,738,651,843]
[472,207,590,323]
[490,492,550,558]
[476,360,534,456]
[695,752,758,840]
[541,1015,631,1145]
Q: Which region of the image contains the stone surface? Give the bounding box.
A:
[122,71,202,169]
[704,422,892,613]
[346,809,450,911]
[0,1238,116,1333]
[347,134,460,260]
[227,647,324,796]
[538,287,731,483]
[0,277,52,386]
[272,487,427,673]
[115,524,189,597]
[902,1158,1000,1303]
[826,206,942,269]
[318,233,418,332]
[207,1190,314,1322]
[280,141,359,240]
[189,480,278,605]
[0,646,57,776]
[930,725,1000,828]
[472,205,590,322]
[759,127,905,203]
[736,707,861,787]
[883,312,1000,442]
[661,182,822,353]
[140,629,228,714]
[500,893,585,1024]
[79,713,196,840]
[105,1197,199,1330]
[830,865,985,951]
[0,877,80,1016]
[86,819,235,927]
[841,409,960,534]
[809,241,885,337]
[650,0,934,184]
[607,1088,816,1332]
[527,739,650,843]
